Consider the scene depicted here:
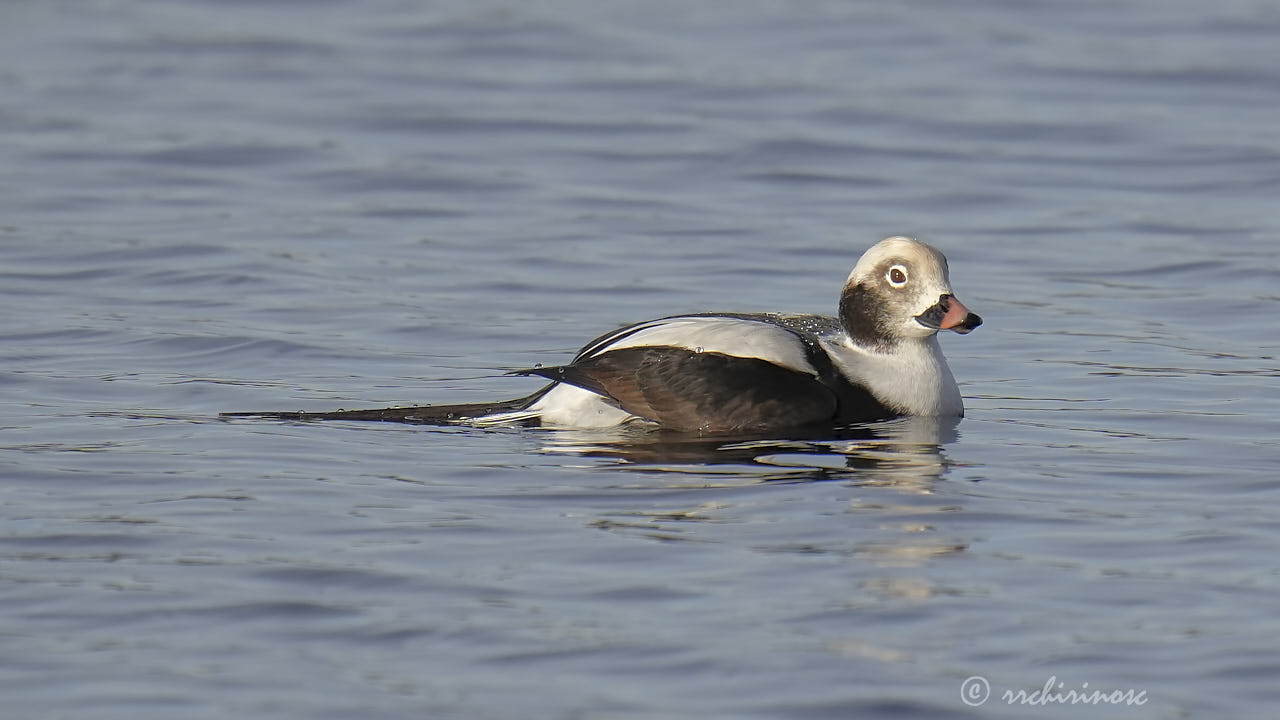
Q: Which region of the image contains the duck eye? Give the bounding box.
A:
[887,266,908,287]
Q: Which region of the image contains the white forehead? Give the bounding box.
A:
[847,236,950,284]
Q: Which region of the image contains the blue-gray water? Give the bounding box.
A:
[3,1,1278,718]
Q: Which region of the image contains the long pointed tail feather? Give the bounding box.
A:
[220,387,551,426]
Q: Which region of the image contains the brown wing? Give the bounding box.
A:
[528,347,838,433]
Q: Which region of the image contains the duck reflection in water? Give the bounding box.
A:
[550,416,969,563]
[534,415,960,488]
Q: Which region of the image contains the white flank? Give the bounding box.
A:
[513,383,638,428]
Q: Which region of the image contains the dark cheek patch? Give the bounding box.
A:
[838,284,895,348]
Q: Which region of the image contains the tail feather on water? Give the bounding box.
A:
[219,387,551,426]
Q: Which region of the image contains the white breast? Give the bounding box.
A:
[821,335,963,416]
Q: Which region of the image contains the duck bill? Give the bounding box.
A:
[943,296,982,334]
[917,294,983,334]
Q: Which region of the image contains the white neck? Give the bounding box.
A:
[822,334,963,417]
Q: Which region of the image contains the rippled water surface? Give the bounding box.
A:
[3,1,1279,718]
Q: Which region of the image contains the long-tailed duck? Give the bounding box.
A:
[224,236,981,433]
